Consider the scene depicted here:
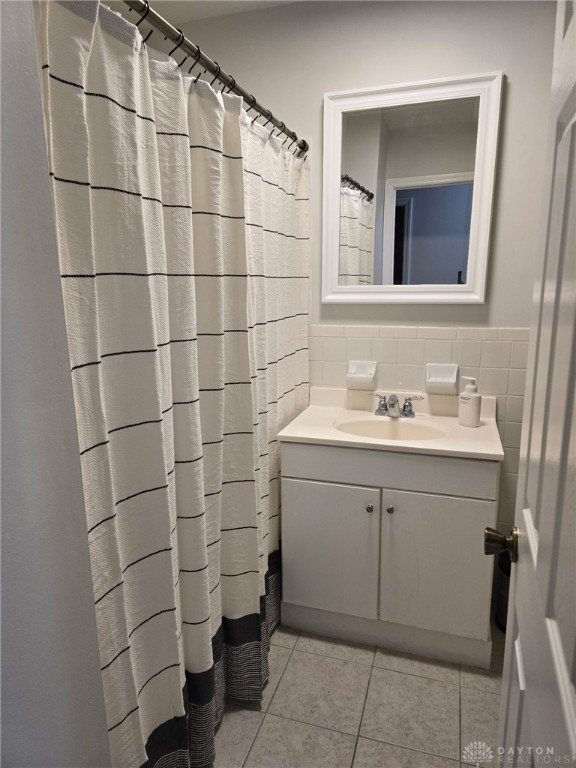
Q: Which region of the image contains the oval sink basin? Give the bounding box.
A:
[335,419,446,441]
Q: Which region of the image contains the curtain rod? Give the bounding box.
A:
[341,174,374,202]
[123,0,308,155]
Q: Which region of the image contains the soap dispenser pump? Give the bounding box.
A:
[458,376,481,428]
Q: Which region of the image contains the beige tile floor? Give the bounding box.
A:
[214,625,505,768]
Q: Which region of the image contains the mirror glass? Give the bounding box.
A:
[339,97,479,287]
[322,73,502,304]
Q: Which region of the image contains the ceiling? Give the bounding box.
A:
[381,99,480,131]
[346,98,480,133]
[107,1,296,26]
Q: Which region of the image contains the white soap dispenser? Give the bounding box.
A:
[458,376,481,427]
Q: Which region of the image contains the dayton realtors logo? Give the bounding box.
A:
[462,741,494,766]
[462,742,574,765]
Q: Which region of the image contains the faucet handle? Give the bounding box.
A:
[371,393,388,414]
[401,395,424,418]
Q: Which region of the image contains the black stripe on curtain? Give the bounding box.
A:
[141,549,281,768]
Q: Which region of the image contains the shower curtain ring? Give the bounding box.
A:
[168,29,185,56]
[263,110,273,127]
[136,0,150,26]
[226,77,236,94]
[246,94,257,113]
[209,63,221,86]
[142,28,154,44]
[275,122,286,138]
[188,47,202,73]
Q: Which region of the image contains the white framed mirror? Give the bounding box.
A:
[322,72,503,304]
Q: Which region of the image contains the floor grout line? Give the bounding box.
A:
[359,735,463,764]
[295,635,460,682]
[287,646,375,666]
[240,628,300,768]
[238,689,274,764]
[349,646,377,768]
[239,707,266,768]
[371,662,460,685]
[253,710,362,739]
[288,645,376,669]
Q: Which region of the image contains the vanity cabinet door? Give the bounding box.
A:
[379,488,496,640]
[282,478,380,619]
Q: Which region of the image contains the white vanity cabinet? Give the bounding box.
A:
[280,442,500,667]
[282,479,380,619]
[379,488,495,639]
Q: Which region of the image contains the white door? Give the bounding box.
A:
[281,478,380,619]
[496,2,576,765]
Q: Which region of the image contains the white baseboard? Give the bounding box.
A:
[281,602,492,669]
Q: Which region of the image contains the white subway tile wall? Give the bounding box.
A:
[308,325,530,526]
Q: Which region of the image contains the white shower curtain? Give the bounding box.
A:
[35,3,309,766]
[339,186,375,285]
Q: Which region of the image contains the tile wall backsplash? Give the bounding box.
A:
[309,325,530,525]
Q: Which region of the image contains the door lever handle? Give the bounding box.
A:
[484,526,518,563]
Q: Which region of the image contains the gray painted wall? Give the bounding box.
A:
[1,3,111,765]
[184,1,555,327]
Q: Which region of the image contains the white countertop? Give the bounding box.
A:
[278,387,504,461]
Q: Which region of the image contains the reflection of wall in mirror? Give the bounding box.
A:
[341,112,380,194]
[374,115,389,283]
[386,123,477,179]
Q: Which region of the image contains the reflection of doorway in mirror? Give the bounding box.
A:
[392,180,473,285]
[393,199,411,284]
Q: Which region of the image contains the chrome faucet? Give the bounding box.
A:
[372,393,424,418]
[387,394,402,418]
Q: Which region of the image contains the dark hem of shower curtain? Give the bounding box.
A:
[141,549,281,768]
